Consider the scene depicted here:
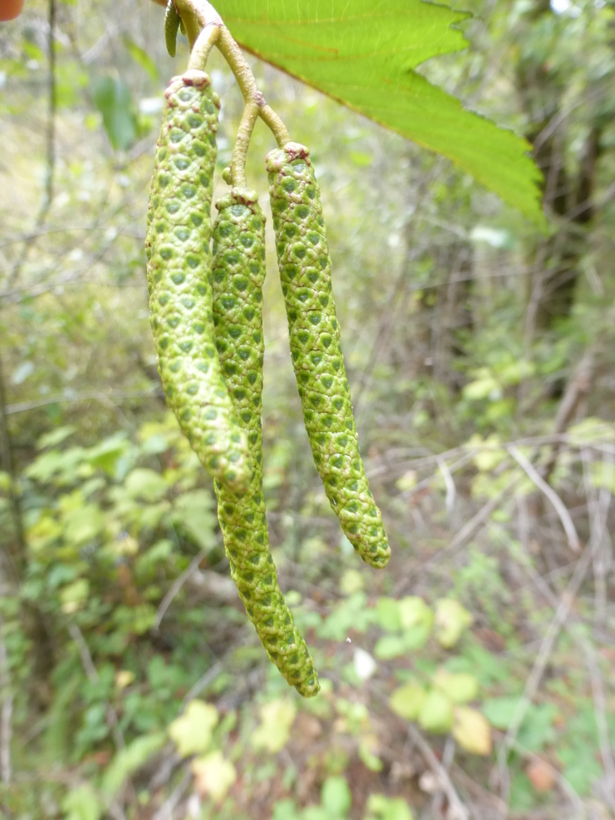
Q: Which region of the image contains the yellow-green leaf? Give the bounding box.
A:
[251,699,296,754]
[168,700,219,758]
[418,690,454,734]
[434,599,473,648]
[452,706,492,756]
[389,684,427,721]
[192,751,237,802]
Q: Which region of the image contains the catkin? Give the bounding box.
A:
[145,70,251,490]
[211,188,320,697]
[267,142,391,569]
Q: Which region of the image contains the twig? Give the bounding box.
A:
[152,769,192,820]
[7,388,163,415]
[424,476,517,567]
[67,623,125,751]
[507,444,581,553]
[0,354,26,579]
[437,455,456,515]
[407,725,470,820]
[430,737,456,817]
[581,640,615,810]
[495,540,596,804]
[154,548,209,631]
[6,0,57,289]
[0,623,12,785]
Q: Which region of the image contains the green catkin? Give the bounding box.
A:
[211,189,320,698]
[266,142,391,570]
[163,0,180,58]
[145,70,251,490]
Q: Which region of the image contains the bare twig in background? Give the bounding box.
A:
[0,353,25,579]
[428,475,517,564]
[408,725,471,820]
[495,534,600,805]
[154,548,210,631]
[507,444,581,553]
[6,0,57,290]
[0,623,13,785]
[437,455,456,516]
[6,388,164,416]
[151,769,192,820]
[541,352,594,482]
[68,623,125,751]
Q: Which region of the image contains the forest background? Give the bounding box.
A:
[1,0,614,818]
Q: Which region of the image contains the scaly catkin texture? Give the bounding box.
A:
[211,189,320,698]
[266,142,391,569]
[145,70,251,491]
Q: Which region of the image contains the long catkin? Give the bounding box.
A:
[267,142,391,569]
[211,188,320,697]
[145,70,251,491]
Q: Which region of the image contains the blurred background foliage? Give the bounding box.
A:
[1,0,615,817]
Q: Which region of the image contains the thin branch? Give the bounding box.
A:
[495,541,596,797]
[407,725,470,820]
[0,354,26,578]
[67,623,125,751]
[0,623,12,785]
[7,0,57,289]
[154,548,209,631]
[507,445,581,553]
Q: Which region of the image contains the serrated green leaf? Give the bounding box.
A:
[215,0,545,225]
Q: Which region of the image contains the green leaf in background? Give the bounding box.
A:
[172,489,217,548]
[431,669,479,704]
[101,732,166,797]
[434,598,473,648]
[389,683,427,721]
[61,783,103,820]
[321,775,352,817]
[124,468,168,503]
[418,689,454,733]
[91,76,137,151]
[122,35,159,83]
[216,0,544,225]
[366,794,414,820]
